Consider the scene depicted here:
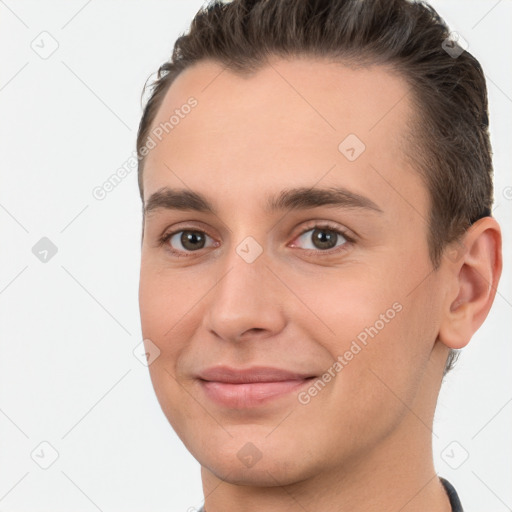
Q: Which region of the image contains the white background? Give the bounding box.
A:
[0,1,510,510]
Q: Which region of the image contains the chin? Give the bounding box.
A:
[188,429,325,488]
[199,451,313,487]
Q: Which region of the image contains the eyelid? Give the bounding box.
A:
[158,220,216,241]
[292,220,355,241]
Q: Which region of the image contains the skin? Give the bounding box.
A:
[138,57,502,512]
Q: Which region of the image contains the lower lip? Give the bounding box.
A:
[199,378,314,408]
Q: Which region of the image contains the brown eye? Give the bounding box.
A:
[295,227,347,251]
[165,230,215,252]
[180,231,206,250]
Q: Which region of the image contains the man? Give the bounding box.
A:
[136,0,502,510]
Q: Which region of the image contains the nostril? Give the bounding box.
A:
[240,327,266,337]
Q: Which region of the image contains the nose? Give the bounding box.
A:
[201,242,287,343]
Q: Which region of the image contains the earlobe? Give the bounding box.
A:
[438,217,502,350]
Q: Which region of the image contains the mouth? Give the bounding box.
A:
[196,366,317,408]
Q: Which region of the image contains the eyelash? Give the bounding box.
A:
[157,222,355,259]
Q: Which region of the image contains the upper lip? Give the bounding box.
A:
[197,366,315,383]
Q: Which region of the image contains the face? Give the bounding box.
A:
[138,57,451,485]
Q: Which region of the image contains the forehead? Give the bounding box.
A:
[143,57,424,219]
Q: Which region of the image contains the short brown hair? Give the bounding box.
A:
[136,0,494,375]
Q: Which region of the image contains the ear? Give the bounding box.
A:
[438,217,502,350]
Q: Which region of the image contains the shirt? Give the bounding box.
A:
[196,477,463,512]
[440,477,464,511]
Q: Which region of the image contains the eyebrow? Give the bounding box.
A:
[144,186,383,215]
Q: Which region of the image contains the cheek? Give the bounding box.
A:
[291,261,436,401]
[138,268,190,394]
[139,267,195,435]
[139,261,200,339]
[139,272,167,342]
[291,266,399,346]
